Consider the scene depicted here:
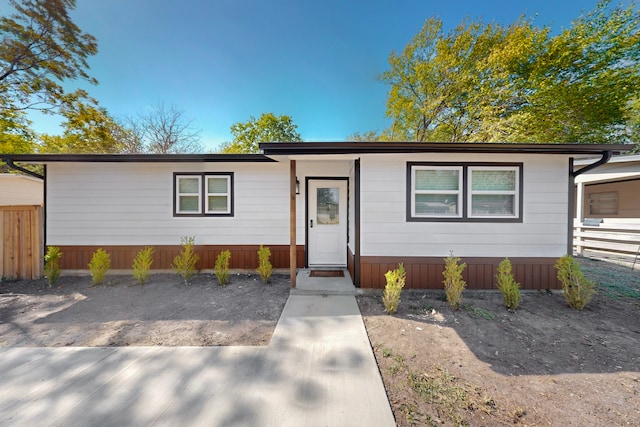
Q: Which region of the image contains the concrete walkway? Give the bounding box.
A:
[0,272,395,426]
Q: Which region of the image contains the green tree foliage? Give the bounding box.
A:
[555,255,596,310]
[442,253,466,310]
[221,112,302,153]
[43,246,62,287]
[0,111,34,154]
[495,258,521,310]
[347,129,398,142]
[0,0,98,119]
[38,98,128,153]
[383,263,406,314]
[132,246,154,285]
[172,236,199,285]
[256,245,273,283]
[88,248,110,286]
[214,250,231,286]
[626,97,640,152]
[381,1,639,143]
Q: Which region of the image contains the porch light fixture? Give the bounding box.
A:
[296,178,300,194]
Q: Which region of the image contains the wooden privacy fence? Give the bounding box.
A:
[574,219,640,269]
[0,205,43,280]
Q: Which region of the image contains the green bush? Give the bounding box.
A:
[555,255,596,310]
[43,246,63,287]
[383,263,406,314]
[172,236,199,284]
[132,246,154,285]
[88,248,110,286]
[214,250,231,286]
[495,258,521,310]
[442,253,466,310]
[256,245,272,283]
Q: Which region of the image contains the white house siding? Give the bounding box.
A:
[46,162,292,246]
[0,174,43,206]
[359,153,570,258]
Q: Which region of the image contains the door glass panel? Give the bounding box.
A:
[317,187,339,225]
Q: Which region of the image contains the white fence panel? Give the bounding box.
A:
[573,218,640,269]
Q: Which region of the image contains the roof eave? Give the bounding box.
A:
[259,142,632,156]
[0,153,276,163]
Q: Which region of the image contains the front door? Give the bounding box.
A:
[308,179,348,267]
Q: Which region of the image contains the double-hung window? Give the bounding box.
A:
[468,167,518,218]
[412,166,463,218]
[174,173,233,216]
[408,163,522,222]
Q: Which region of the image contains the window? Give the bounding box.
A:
[408,163,522,222]
[469,167,518,218]
[588,191,617,215]
[174,173,233,216]
[412,166,462,218]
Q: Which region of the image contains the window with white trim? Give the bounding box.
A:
[408,163,522,222]
[174,173,233,216]
[412,166,462,218]
[469,167,518,218]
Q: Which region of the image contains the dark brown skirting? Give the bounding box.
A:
[359,256,562,290]
[56,244,305,271]
[309,270,344,278]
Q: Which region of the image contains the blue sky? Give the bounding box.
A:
[2,0,608,151]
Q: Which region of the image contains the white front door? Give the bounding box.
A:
[308,179,348,267]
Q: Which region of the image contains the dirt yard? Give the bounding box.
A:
[357,257,640,426]
[0,273,290,347]
[1,258,639,426]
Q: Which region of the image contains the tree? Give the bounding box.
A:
[626,97,640,152]
[380,1,639,143]
[0,110,35,154]
[38,98,127,153]
[0,0,98,119]
[220,112,302,153]
[510,1,640,143]
[347,129,401,142]
[135,102,202,154]
[0,110,36,173]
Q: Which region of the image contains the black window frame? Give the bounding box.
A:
[407,162,523,223]
[173,172,234,217]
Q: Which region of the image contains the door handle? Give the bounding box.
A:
[310,219,314,228]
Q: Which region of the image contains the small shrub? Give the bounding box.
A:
[383,263,406,314]
[442,252,466,310]
[214,250,231,286]
[43,246,63,287]
[173,236,199,284]
[132,246,154,285]
[256,245,272,283]
[495,258,521,310]
[88,248,111,286]
[555,255,596,310]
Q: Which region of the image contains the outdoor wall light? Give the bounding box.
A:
[296,178,300,194]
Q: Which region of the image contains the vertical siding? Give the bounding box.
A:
[56,244,305,270]
[359,256,561,289]
[0,206,43,280]
[360,153,570,258]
